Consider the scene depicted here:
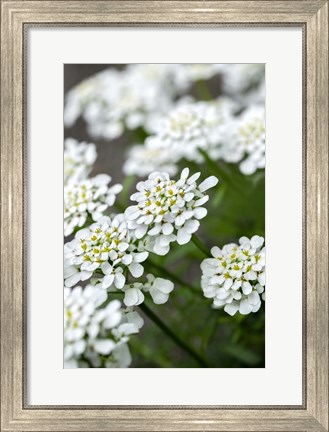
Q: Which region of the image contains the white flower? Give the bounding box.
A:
[201,235,265,316]
[64,214,149,289]
[125,98,236,177]
[64,65,180,140]
[64,138,97,185]
[123,283,145,307]
[122,274,174,306]
[64,174,123,236]
[64,76,98,127]
[123,137,179,177]
[143,274,174,304]
[64,285,141,368]
[125,168,218,255]
[221,64,265,97]
[222,105,265,175]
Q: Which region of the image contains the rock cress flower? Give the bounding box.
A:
[125,168,218,255]
[64,138,97,185]
[222,105,265,175]
[64,285,141,368]
[122,274,175,306]
[201,235,265,316]
[64,214,149,288]
[64,174,122,237]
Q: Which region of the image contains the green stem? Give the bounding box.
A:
[191,234,211,258]
[139,302,209,368]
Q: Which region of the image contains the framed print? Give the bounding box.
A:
[1,1,328,431]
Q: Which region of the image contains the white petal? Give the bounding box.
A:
[153,278,174,294]
[239,236,250,245]
[239,300,253,315]
[148,225,161,236]
[187,172,201,184]
[194,195,209,207]
[88,323,100,339]
[162,223,174,235]
[250,235,264,249]
[210,246,221,258]
[124,288,145,307]
[175,214,185,227]
[180,167,189,180]
[194,207,207,219]
[198,176,218,192]
[153,242,170,256]
[184,219,200,234]
[103,312,122,329]
[102,274,115,289]
[149,287,169,305]
[114,272,126,289]
[128,262,144,278]
[101,262,113,275]
[121,254,133,265]
[258,272,266,286]
[80,271,92,281]
[242,282,252,295]
[126,311,144,329]
[65,272,81,287]
[135,224,148,239]
[224,302,239,316]
[64,265,78,278]
[177,229,191,245]
[93,339,116,355]
[133,251,149,263]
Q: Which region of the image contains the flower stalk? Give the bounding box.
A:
[191,234,211,258]
[139,302,209,368]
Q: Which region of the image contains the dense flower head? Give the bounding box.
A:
[64,285,143,368]
[64,214,149,288]
[64,138,97,185]
[123,98,236,177]
[64,174,123,237]
[222,105,265,175]
[201,235,265,316]
[125,168,218,255]
[64,65,178,140]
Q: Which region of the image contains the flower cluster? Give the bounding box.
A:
[125,168,218,255]
[64,138,97,185]
[64,65,236,142]
[63,63,266,368]
[64,174,122,236]
[201,235,265,316]
[123,99,236,177]
[64,65,178,140]
[64,285,143,368]
[222,105,265,175]
[64,214,149,289]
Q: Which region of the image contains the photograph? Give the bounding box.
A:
[63,63,266,368]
